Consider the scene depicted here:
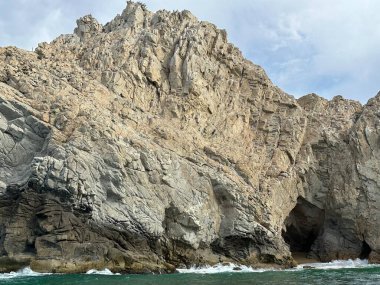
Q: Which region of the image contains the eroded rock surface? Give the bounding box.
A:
[0,1,379,273]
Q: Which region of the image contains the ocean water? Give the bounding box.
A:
[1,259,380,285]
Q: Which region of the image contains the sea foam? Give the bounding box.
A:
[86,268,120,275]
[0,267,51,279]
[178,259,379,274]
[176,263,271,274]
[296,258,375,270]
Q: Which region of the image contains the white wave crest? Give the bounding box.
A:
[296,258,376,270]
[0,267,50,279]
[177,263,271,274]
[86,268,120,275]
[178,259,379,274]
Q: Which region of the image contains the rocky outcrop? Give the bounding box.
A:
[0,1,379,273]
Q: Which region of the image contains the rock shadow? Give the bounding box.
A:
[360,240,372,259]
[282,197,325,256]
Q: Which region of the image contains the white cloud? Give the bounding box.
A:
[0,0,379,102]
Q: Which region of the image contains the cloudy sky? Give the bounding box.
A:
[1,0,379,103]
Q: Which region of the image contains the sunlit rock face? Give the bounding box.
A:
[0,1,378,273]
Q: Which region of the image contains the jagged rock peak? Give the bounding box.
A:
[100,1,200,35]
[74,15,103,40]
[69,1,202,42]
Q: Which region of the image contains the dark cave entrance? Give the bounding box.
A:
[282,197,325,255]
[360,240,372,259]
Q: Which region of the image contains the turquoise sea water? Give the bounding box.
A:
[1,260,380,285]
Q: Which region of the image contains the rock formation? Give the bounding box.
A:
[0,1,379,273]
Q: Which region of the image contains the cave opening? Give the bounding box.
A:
[359,240,372,259]
[282,197,325,256]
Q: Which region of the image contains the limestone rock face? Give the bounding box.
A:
[0,1,379,273]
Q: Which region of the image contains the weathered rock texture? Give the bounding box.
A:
[0,1,379,273]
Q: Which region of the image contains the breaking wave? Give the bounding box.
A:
[0,259,377,278]
[176,263,271,274]
[0,267,51,279]
[296,258,376,270]
[0,267,121,279]
[177,259,379,274]
[85,268,120,275]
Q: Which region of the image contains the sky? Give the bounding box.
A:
[0,0,379,103]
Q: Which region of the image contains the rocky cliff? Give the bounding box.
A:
[0,1,379,273]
